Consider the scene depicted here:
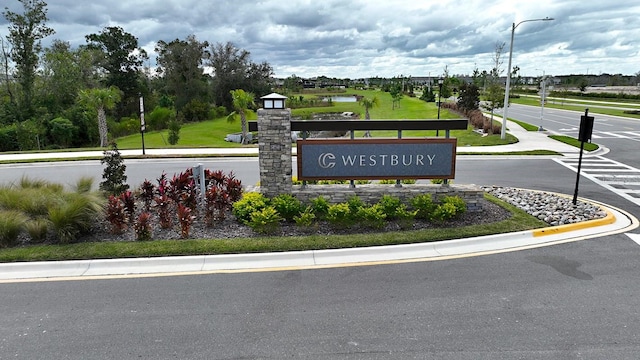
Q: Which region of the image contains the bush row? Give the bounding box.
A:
[0,177,103,247]
[232,192,467,234]
[105,168,243,240]
[441,102,502,134]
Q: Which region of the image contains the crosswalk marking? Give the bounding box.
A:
[627,233,640,246]
[557,130,640,140]
[553,155,640,207]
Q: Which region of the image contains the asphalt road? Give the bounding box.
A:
[2,235,640,359]
[2,104,640,359]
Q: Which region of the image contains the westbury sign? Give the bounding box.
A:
[296,138,457,180]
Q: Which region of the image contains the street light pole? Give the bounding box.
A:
[539,71,547,131]
[437,77,443,137]
[501,17,554,140]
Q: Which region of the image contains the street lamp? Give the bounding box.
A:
[437,77,444,136]
[501,17,554,140]
[536,69,548,131]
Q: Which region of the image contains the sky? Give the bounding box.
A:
[2,0,639,79]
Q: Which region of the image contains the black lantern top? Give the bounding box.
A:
[261,93,288,109]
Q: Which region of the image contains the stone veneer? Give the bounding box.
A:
[257,108,292,198]
[255,108,483,211]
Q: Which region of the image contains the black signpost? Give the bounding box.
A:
[573,108,594,205]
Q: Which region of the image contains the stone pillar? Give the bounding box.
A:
[257,108,292,197]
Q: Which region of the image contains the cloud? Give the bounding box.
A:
[1,0,638,78]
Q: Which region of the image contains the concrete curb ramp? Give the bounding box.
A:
[0,200,636,282]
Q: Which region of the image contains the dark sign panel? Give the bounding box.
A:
[297,138,457,180]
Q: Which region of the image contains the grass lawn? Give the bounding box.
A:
[115,89,517,149]
[512,95,640,119]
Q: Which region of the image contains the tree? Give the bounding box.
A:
[39,40,90,114]
[389,83,403,110]
[457,83,480,112]
[208,42,273,111]
[480,42,506,134]
[3,0,55,120]
[167,113,181,145]
[77,86,122,147]
[100,142,129,196]
[283,74,303,93]
[155,35,209,112]
[359,96,379,137]
[226,89,255,145]
[85,27,147,117]
[440,66,453,99]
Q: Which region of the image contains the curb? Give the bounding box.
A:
[0,200,635,282]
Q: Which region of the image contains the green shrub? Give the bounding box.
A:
[355,204,387,229]
[442,195,467,215]
[293,206,316,228]
[147,106,175,130]
[411,194,436,220]
[107,117,139,138]
[377,194,403,219]
[182,99,210,122]
[167,118,181,145]
[48,117,77,147]
[395,204,417,230]
[24,218,50,243]
[48,194,102,244]
[431,202,458,222]
[346,195,365,213]
[271,194,303,222]
[232,192,269,224]
[310,196,329,219]
[248,206,282,234]
[74,177,94,194]
[0,124,18,152]
[378,179,417,184]
[209,105,228,119]
[326,203,354,229]
[0,210,28,247]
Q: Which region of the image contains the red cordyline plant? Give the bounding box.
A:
[177,203,195,238]
[206,169,227,188]
[204,186,231,225]
[168,170,193,203]
[156,172,168,196]
[119,190,136,225]
[134,212,152,241]
[178,179,198,213]
[154,194,173,229]
[106,195,127,234]
[139,179,155,212]
[225,175,243,202]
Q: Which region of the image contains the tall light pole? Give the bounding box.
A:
[437,77,444,137]
[536,69,547,131]
[501,17,554,139]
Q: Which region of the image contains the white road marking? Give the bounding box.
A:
[626,233,640,246]
[553,156,640,207]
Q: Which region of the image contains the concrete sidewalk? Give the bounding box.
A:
[0,121,596,162]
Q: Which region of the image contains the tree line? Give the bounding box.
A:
[0,0,273,151]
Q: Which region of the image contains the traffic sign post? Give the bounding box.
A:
[139,95,146,155]
[573,109,594,205]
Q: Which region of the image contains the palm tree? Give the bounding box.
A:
[359,96,379,137]
[226,89,255,145]
[77,86,122,147]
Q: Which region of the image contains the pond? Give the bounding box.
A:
[322,96,358,102]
